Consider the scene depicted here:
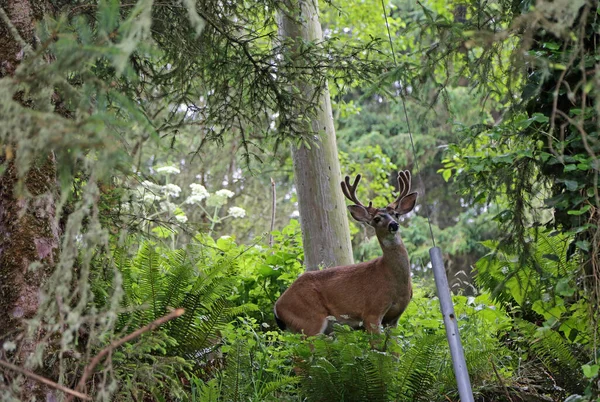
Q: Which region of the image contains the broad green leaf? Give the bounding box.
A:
[567,204,591,215]
[564,180,579,191]
[556,278,575,297]
[582,364,600,379]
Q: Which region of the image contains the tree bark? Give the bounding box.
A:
[277,0,354,271]
[0,1,60,400]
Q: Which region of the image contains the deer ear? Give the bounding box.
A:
[347,205,371,222]
[395,192,418,215]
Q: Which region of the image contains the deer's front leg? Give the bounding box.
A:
[363,315,383,334]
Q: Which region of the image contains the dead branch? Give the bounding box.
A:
[68,308,185,401]
[0,358,92,401]
[491,358,514,402]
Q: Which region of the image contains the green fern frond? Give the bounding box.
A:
[395,334,444,400]
[222,339,250,402]
[161,248,194,314]
[518,320,584,392]
[362,356,390,401]
[227,303,259,317]
[297,330,395,402]
[302,356,344,401]
[534,231,571,272]
[258,376,301,399]
[192,377,221,402]
[112,245,134,303]
[134,241,164,321]
[113,241,250,364]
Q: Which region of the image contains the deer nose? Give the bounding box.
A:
[389,221,399,232]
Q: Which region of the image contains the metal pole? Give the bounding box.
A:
[429,246,474,402]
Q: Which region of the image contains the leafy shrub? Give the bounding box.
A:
[224,220,305,325]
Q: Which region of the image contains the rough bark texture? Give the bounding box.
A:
[277,0,354,271]
[0,1,60,400]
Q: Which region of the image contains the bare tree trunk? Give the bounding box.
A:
[0,1,60,400]
[277,0,354,271]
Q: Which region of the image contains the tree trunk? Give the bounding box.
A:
[0,1,60,400]
[277,0,354,271]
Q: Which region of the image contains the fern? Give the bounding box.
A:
[394,334,444,401]
[258,376,301,400]
[476,230,578,308]
[297,328,396,402]
[161,248,193,314]
[191,377,221,402]
[518,320,585,393]
[109,331,192,401]
[210,328,301,401]
[362,355,390,401]
[294,329,502,402]
[106,238,258,401]
[222,339,248,402]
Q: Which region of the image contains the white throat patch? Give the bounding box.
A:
[380,235,402,248]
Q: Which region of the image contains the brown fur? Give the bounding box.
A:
[274,171,417,336]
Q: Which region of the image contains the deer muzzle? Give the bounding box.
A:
[389,221,399,233]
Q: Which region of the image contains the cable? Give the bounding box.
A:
[381,0,437,248]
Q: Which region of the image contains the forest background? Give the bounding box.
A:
[0,0,598,401]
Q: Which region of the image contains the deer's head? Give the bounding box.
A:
[341,170,418,239]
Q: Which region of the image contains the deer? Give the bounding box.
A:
[274,170,418,336]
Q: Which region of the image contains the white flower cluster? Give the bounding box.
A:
[160,201,177,213]
[143,193,160,203]
[162,183,182,197]
[216,189,234,198]
[141,180,161,192]
[129,177,247,226]
[228,206,246,218]
[207,188,235,207]
[156,165,181,175]
[190,183,209,197]
[185,183,209,205]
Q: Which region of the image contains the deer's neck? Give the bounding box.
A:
[378,235,411,284]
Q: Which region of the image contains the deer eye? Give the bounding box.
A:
[373,216,381,223]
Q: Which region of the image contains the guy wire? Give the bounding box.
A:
[381,0,437,248]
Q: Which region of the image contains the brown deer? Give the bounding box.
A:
[274,170,418,336]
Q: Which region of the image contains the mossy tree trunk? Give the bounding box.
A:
[276,0,354,271]
[0,1,61,400]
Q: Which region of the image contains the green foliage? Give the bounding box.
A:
[188,318,300,401]
[514,319,585,396]
[115,239,257,358]
[293,299,510,402]
[229,220,304,321]
[476,230,589,343]
[108,331,192,401]
[85,239,255,399]
[339,146,398,209]
[106,225,522,402]
[219,318,300,401]
[417,0,600,396]
[295,328,397,401]
[4,0,600,400]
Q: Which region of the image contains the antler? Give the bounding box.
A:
[341,174,377,214]
[388,170,412,210]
